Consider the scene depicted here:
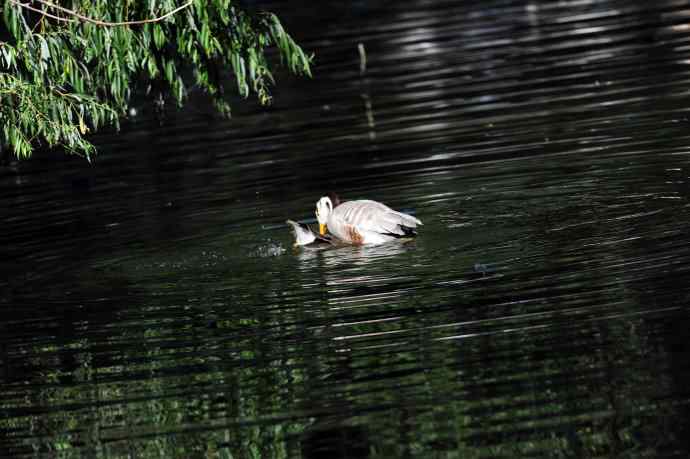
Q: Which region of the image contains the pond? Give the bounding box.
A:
[2,0,690,457]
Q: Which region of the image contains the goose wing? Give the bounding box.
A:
[332,200,422,237]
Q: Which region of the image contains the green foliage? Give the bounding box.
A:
[0,0,312,159]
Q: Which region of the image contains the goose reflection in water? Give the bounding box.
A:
[295,237,417,264]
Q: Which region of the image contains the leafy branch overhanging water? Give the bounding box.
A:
[0,0,312,159]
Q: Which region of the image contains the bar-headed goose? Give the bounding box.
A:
[315,193,422,245]
[286,220,336,249]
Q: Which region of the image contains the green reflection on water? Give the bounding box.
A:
[1,250,682,458]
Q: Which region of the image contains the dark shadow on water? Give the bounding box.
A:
[301,425,370,459]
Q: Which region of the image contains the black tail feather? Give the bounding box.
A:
[382,225,417,238]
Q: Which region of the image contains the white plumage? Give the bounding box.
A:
[315,196,422,245]
[286,220,335,248]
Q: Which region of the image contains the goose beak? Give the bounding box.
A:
[319,224,327,235]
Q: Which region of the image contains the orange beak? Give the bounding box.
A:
[319,224,327,235]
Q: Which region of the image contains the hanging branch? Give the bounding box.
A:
[1,0,312,159]
[8,1,74,23]
[9,0,194,27]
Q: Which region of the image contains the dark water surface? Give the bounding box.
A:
[3,0,690,457]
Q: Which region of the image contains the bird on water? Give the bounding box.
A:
[314,192,422,245]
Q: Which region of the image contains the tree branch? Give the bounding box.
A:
[9,1,75,23]
[10,0,194,27]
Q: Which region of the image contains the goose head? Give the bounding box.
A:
[286,220,317,246]
[315,196,333,235]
